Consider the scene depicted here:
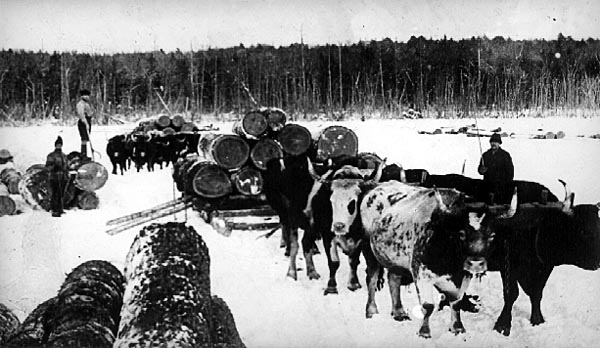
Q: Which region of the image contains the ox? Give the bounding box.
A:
[329,178,513,338]
[263,155,323,280]
[484,184,600,335]
[309,161,385,295]
[106,134,130,175]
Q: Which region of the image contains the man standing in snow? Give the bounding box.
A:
[478,133,514,204]
[76,89,94,159]
[45,136,69,217]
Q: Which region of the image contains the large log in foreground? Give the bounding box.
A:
[4,298,57,347]
[314,125,359,161]
[0,303,20,346]
[116,222,245,348]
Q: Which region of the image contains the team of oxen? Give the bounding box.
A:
[261,152,600,338]
[105,132,200,175]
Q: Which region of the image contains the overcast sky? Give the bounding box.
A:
[1,0,599,53]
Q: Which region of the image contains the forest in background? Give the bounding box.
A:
[1,34,599,124]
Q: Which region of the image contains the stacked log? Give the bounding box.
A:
[198,133,250,171]
[173,156,233,198]
[277,123,313,156]
[233,110,268,139]
[249,138,283,170]
[0,303,20,346]
[115,222,245,348]
[76,191,100,210]
[230,166,263,196]
[1,167,21,194]
[313,125,359,161]
[0,183,16,216]
[5,260,124,348]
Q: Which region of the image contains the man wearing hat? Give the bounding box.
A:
[0,149,15,171]
[478,133,514,204]
[45,136,69,217]
[76,89,94,158]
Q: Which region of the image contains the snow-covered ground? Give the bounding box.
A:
[1,116,600,348]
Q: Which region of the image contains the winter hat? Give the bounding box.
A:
[0,149,12,159]
[55,136,63,146]
[490,133,502,144]
[80,89,91,96]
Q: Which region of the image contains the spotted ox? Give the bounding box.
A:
[484,183,600,335]
[357,181,513,338]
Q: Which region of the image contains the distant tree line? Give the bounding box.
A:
[1,34,599,122]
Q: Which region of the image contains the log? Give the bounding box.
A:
[232,110,268,139]
[4,297,57,347]
[181,122,198,132]
[250,138,283,170]
[314,125,359,161]
[73,162,109,191]
[277,123,312,156]
[116,223,213,347]
[0,184,16,216]
[18,165,78,211]
[356,152,383,169]
[264,107,287,132]
[170,114,186,131]
[209,296,246,348]
[0,303,20,345]
[156,114,172,129]
[174,158,232,198]
[162,127,176,136]
[46,260,125,348]
[230,166,263,196]
[198,133,250,171]
[1,168,21,194]
[76,190,99,210]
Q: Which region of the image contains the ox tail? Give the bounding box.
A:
[376,267,385,291]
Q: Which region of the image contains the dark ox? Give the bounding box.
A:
[263,155,322,280]
[106,134,131,175]
[484,184,600,336]
[331,179,514,338]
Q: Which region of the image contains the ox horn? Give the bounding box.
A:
[501,187,518,218]
[433,187,450,212]
[558,179,573,213]
[366,157,387,185]
[306,157,333,182]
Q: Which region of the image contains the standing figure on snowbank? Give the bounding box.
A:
[45,136,69,217]
[76,89,94,159]
[478,133,514,204]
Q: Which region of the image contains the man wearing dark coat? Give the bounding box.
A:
[46,136,69,217]
[478,133,514,204]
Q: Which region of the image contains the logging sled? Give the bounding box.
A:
[106,107,361,236]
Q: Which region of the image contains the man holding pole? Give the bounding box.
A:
[76,89,94,159]
[478,133,514,204]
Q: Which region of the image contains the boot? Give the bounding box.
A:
[81,144,88,159]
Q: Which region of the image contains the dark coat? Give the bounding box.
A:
[46,149,69,181]
[479,147,514,203]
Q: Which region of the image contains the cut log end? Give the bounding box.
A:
[316,125,359,161]
[277,124,312,156]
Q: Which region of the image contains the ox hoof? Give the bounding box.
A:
[450,322,466,335]
[530,313,545,326]
[287,270,298,281]
[418,327,431,339]
[324,287,338,295]
[392,311,411,322]
[366,308,379,318]
[308,271,321,280]
[494,324,511,336]
[347,282,362,291]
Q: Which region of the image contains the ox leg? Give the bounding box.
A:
[281,226,291,256]
[519,267,552,326]
[347,248,362,291]
[494,270,519,336]
[323,236,340,295]
[363,245,380,318]
[388,272,410,321]
[286,228,299,280]
[111,161,117,175]
[301,231,320,280]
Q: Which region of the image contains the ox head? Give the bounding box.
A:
[441,187,518,277]
[326,159,386,236]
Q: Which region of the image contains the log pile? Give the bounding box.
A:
[4,260,125,348]
[115,222,245,348]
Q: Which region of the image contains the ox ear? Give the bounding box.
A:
[433,187,450,212]
[559,179,573,213]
